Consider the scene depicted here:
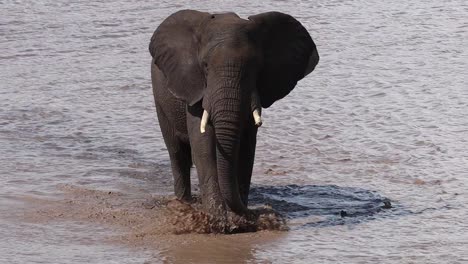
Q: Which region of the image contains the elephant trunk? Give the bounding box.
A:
[211,86,247,214]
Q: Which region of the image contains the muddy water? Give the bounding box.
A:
[1,0,467,263]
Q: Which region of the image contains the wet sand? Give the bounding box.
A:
[21,183,391,262]
[22,185,288,263]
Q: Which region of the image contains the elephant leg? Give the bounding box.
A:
[238,126,258,206]
[186,104,225,215]
[155,104,192,201]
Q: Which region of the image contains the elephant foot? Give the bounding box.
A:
[221,207,287,233]
[201,197,227,220]
[165,198,288,234]
[175,191,193,204]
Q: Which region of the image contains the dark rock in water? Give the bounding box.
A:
[340,210,348,217]
[382,200,392,209]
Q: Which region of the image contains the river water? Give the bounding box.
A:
[1,0,467,263]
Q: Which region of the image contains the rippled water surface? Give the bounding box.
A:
[1,0,467,263]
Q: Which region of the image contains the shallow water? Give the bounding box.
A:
[1,0,467,263]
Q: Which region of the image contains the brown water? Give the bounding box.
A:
[1,0,467,263]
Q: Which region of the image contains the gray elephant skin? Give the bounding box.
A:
[149,10,319,217]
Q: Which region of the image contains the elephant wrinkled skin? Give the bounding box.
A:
[149,10,319,216]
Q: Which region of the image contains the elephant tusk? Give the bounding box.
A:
[253,109,262,127]
[200,110,209,133]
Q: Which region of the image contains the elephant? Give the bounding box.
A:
[149,10,319,217]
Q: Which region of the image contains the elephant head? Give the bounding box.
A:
[149,10,319,214]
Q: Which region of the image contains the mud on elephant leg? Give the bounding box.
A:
[186,104,226,216]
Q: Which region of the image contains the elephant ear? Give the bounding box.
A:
[149,10,211,105]
[249,12,318,108]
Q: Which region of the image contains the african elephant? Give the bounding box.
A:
[149,10,319,216]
